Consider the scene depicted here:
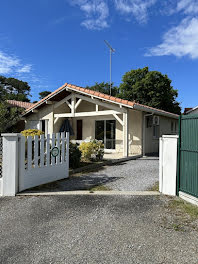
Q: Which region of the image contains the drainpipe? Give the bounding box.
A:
[143,113,153,157]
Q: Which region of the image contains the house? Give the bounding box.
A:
[22,83,179,157]
[5,100,34,132]
[7,100,34,110]
[184,106,198,115]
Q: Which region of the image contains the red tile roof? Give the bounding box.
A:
[7,100,34,109]
[24,82,179,118]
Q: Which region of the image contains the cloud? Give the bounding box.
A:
[176,0,198,15]
[146,17,198,59]
[114,0,156,23]
[17,64,32,73]
[71,0,109,30]
[0,51,33,75]
[0,51,20,74]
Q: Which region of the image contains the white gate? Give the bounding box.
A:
[19,132,69,192]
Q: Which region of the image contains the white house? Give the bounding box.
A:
[22,83,179,157]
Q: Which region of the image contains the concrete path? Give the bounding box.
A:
[0,194,197,264]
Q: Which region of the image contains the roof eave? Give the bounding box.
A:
[186,106,198,114]
[133,104,179,119]
[22,84,68,116]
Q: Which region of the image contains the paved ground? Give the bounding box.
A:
[0,194,197,264]
[30,157,159,192]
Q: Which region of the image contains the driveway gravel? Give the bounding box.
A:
[29,157,159,192]
[0,194,197,264]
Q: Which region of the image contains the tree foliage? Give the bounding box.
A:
[0,76,31,133]
[0,102,23,133]
[119,67,181,114]
[0,76,31,102]
[85,82,119,97]
[39,91,51,100]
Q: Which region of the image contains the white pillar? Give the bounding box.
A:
[123,111,129,157]
[159,135,178,196]
[1,134,19,196]
[71,94,75,117]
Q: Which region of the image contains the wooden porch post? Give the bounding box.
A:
[123,110,129,157]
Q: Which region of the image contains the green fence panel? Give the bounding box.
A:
[179,115,198,198]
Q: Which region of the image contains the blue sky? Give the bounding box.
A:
[0,0,198,109]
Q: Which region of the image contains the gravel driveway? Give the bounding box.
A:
[30,156,159,192]
[0,194,197,264]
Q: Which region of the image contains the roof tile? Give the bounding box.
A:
[7,100,34,109]
[24,82,179,118]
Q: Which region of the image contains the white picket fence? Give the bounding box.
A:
[0,132,69,196]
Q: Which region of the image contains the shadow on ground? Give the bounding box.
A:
[25,171,122,193]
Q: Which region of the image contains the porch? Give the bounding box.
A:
[52,91,142,158]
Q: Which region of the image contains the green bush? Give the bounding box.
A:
[69,143,82,169]
[79,140,104,161]
[21,129,44,137]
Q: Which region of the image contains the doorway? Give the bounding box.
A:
[95,120,116,149]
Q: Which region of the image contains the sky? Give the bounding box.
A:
[0,0,198,109]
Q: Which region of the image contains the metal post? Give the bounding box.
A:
[176,115,182,196]
[110,49,112,96]
[104,40,115,96]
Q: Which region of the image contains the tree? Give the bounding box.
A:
[0,102,23,133]
[0,76,31,132]
[39,91,51,100]
[85,82,119,97]
[119,67,181,114]
[0,76,31,102]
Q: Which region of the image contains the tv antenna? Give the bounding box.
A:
[104,40,115,96]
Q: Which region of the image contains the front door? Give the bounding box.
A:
[95,120,116,149]
[77,120,83,140]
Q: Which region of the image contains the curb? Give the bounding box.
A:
[17,191,160,196]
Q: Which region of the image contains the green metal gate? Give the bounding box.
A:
[177,114,198,198]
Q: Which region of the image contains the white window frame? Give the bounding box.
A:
[153,124,160,139]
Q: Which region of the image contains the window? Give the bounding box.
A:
[171,121,177,133]
[153,125,159,139]
[95,120,116,149]
[146,116,152,128]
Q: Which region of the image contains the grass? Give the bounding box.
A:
[162,197,198,232]
[147,181,159,191]
[89,185,112,192]
[168,198,198,219]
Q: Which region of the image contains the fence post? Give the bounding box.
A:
[1,134,19,196]
[159,137,163,193]
[176,115,181,196]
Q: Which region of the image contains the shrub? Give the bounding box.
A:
[79,140,104,161]
[21,129,44,137]
[69,143,82,169]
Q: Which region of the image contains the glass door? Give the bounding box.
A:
[95,121,104,141]
[95,120,116,149]
[106,120,116,149]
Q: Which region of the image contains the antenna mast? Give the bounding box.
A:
[104,40,115,96]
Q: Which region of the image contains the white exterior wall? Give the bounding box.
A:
[145,115,178,154]
[25,103,70,135]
